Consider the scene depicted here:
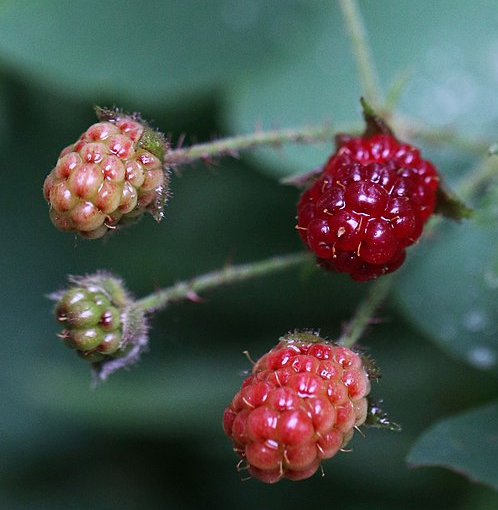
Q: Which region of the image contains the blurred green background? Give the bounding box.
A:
[1,0,498,508]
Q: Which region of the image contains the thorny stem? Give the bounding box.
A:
[337,276,393,348]
[337,0,383,108]
[163,117,488,170]
[134,252,313,314]
[163,124,337,166]
[392,114,490,154]
[456,154,498,201]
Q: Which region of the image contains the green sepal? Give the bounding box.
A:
[360,97,395,139]
[365,398,402,432]
[138,127,168,163]
[360,352,382,380]
[435,184,473,221]
[280,329,322,345]
[94,105,121,123]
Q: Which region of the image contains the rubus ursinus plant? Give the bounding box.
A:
[41,0,497,493]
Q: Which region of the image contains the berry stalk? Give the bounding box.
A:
[163,124,338,166]
[338,276,393,348]
[165,120,487,169]
[337,0,383,108]
[457,153,498,201]
[393,115,490,154]
[133,252,313,313]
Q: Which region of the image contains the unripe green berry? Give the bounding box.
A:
[55,285,121,353]
[50,272,149,382]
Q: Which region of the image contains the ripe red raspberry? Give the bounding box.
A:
[297,129,440,281]
[223,332,373,483]
[43,107,170,239]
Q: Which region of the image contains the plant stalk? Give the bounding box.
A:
[337,0,383,108]
[134,252,313,313]
[337,276,393,348]
[163,124,337,166]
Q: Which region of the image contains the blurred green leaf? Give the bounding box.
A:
[0,0,326,105]
[408,402,498,490]
[225,1,353,179]
[1,0,498,506]
[396,221,498,374]
[225,0,498,179]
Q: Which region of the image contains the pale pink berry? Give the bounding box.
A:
[44,107,170,239]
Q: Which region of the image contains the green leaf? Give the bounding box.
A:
[225,2,355,179]
[0,0,327,105]
[396,221,498,374]
[408,402,498,490]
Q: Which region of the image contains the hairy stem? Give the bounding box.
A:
[163,124,337,166]
[134,252,313,313]
[337,276,393,348]
[338,0,383,107]
[392,114,491,154]
[162,116,487,170]
[456,154,498,200]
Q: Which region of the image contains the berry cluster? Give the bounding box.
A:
[52,272,150,381]
[297,133,440,281]
[223,332,372,483]
[54,280,127,362]
[43,108,169,239]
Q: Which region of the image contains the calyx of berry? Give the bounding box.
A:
[365,399,401,432]
[435,185,473,220]
[359,97,395,138]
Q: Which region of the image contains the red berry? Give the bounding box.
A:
[223,332,372,483]
[296,134,439,281]
[44,107,170,239]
